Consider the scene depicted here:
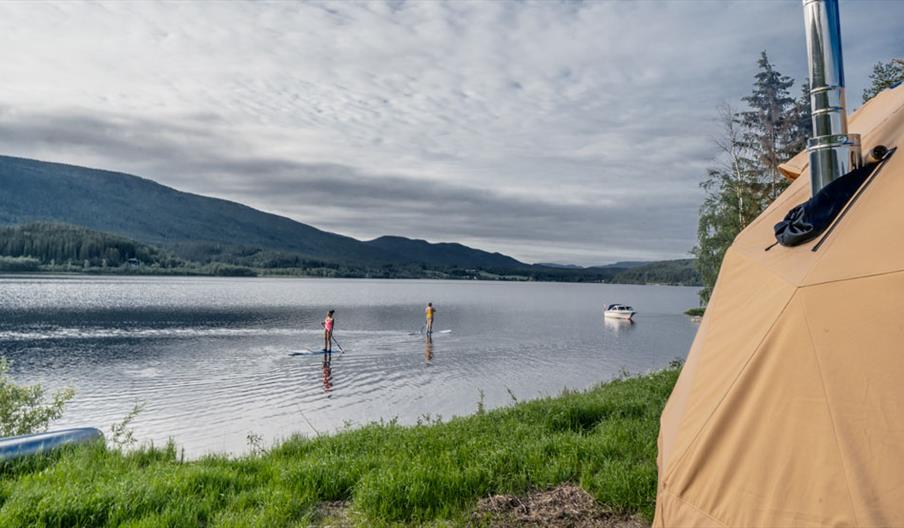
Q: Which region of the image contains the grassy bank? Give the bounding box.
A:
[0,368,679,527]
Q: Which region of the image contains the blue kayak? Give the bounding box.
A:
[0,428,104,461]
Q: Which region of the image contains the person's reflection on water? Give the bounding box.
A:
[322,355,333,394]
[424,334,433,366]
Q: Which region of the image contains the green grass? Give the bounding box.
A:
[0,368,679,527]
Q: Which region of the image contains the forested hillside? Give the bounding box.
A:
[0,222,700,284]
[0,155,400,265]
[0,223,169,267]
[0,156,700,284]
[365,236,527,269]
[609,259,699,286]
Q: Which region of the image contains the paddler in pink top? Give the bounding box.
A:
[322,310,335,354]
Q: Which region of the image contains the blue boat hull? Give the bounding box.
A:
[0,428,104,461]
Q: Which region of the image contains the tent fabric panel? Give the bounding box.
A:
[847,83,904,144]
[735,84,904,288]
[658,304,709,473]
[794,86,904,285]
[801,84,904,286]
[658,249,797,479]
[655,85,904,528]
[660,295,855,528]
[800,146,904,286]
[730,175,821,287]
[801,273,904,526]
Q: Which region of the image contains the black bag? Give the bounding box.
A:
[774,162,877,247]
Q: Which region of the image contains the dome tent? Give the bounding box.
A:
[654,84,904,526]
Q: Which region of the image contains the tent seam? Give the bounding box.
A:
[802,267,904,290]
[659,489,730,527]
[800,294,861,527]
[799,210,846,286]
[662,283,798,484]
[720,248,799,290]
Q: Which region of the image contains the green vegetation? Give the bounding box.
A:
[694,52,811,304]
[0,156,701,285]
[0,358,74,437]
[0,368,679,527]
[0,222,699,284]
[0,223,177,269]
[0,155,523,272]
[609,259,698,286]
[0,256,40,272]
[684,307,705,317]
[863,58,904,103]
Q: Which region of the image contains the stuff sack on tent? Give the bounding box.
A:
[773,145,891,247]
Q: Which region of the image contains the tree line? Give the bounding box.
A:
[0,223,175,268]
[694,54,903,304]
[0,222,701,284]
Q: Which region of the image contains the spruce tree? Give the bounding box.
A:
[789,80,812,156]
[740,51,798,205]
[695,53,808,305]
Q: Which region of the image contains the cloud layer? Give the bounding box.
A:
[1,1,902,264]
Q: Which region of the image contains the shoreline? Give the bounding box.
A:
[0,368,679,527]
[0,269,703,287]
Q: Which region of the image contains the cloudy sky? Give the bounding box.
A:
[1,1,902,265]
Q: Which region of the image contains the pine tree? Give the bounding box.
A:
[863,58,904,103]
[740,51,798,205]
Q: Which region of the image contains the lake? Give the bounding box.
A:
[0,275,698,457]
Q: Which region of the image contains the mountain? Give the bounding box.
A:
[536,261,652,270]
[0,155,520,268]
[0,155,701,284]
[535,263,584,269]
[609,259,698,286]
[365,236,526,269]
[599,261,650,269]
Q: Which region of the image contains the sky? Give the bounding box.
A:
[0,1,902,265]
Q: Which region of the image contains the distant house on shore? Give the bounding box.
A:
[126,258,141,268]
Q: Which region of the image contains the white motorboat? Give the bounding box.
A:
[604,304,636,320]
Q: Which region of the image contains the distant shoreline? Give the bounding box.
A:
[0,268,702,287]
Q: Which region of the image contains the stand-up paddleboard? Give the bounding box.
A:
[409,329,453,336]
[289,349,334,357]
[0,428,103,461]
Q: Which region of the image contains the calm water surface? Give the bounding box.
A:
[0,275,698,457]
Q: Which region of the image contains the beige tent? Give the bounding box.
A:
[654,83,904,527]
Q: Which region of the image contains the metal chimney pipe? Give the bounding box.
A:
[802,0,861,195]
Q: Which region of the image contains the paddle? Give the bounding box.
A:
[330,334,345,354]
